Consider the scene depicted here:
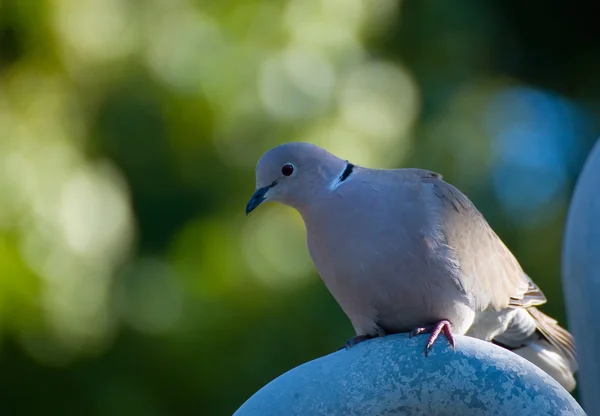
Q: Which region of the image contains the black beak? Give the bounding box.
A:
[246,183,275,215]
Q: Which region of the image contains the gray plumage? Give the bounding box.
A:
[246,142,577,391]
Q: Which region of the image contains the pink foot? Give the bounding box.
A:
[409,320,455,356]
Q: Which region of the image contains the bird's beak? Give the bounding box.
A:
[245,183,275,215]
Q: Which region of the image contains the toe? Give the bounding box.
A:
[409,327,426,338]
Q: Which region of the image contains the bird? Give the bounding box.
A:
[245,142,577,391]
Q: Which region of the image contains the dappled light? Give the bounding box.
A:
[0,0,598,414]
[485,87,590,227]
[242,206,313,289]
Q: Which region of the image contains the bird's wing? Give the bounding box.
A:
[416,171,546,311]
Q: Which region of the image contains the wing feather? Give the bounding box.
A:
[419,172,546,311]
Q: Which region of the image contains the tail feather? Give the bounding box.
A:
[511,340,577,392]
[492,307,577,392]
[527,307,577,372]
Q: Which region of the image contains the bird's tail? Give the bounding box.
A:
[511,307,577,392]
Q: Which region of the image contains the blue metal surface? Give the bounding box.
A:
[563,138,600,416]
[235,334,584,416]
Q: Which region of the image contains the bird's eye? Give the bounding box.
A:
[281,163,294,176]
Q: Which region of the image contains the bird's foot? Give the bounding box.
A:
[344,335,373,349]
[409,320,455,356]
[342,327,386,350]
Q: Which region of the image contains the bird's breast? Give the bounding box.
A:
[301,187,472,333]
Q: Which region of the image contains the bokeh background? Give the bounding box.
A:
[0,0,598,414]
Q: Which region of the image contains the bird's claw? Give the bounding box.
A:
[409,320,455,356]
[343,334,373,350]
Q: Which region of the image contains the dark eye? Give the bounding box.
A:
[281,163,294,176]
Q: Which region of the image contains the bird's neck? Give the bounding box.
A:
[296,169,358,230]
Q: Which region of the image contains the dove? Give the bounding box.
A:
[245,142,577,391]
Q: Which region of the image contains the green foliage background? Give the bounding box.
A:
[0,0,598,414]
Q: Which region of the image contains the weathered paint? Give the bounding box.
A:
[235,334,584,416]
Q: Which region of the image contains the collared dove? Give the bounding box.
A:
[246,142,577,391]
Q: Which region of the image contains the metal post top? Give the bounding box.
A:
[234,334,584,416]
